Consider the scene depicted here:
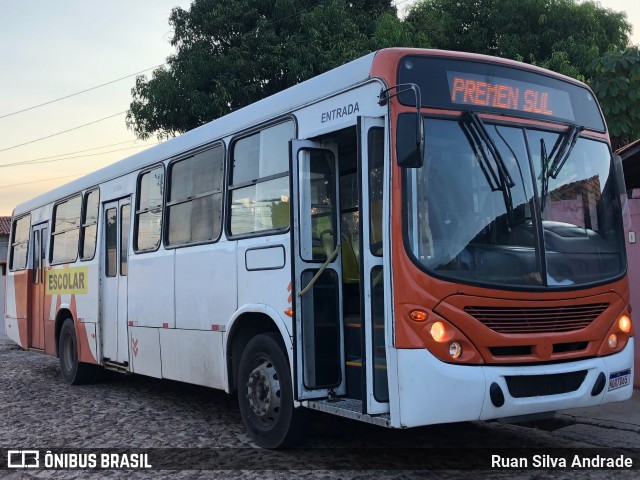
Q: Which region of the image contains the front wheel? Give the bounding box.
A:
[58,318,98,385]
[237,333,304,448]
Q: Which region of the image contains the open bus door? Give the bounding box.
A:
[290,140,346,400]
[358,117,390,414]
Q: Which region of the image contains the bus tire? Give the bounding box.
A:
[237,332,304,448]
[58,318,97,385]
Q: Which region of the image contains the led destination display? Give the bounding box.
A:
[447,71,575,121]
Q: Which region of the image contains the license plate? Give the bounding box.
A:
[608,369,631,391]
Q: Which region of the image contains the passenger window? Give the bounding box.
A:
[120,205,130,275]
[51,196,82,264]
[166,145,224,246]
[105,208,117,277]
[368,127,385,256]
[10,215,30,271]
[134,166,164,251]
[80,189,99,260]
[229,121,294,236]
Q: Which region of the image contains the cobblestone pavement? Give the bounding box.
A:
[0,343,636,479]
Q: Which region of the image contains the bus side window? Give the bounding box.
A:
[368,127,385,256]
[134,166,164,252]
[51,195,82,264]
[166,145,224,246]
[80,188,99,260]
[229,120,294,236]
[10,215,30,271]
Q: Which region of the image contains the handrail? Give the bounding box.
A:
[298,243,341,298]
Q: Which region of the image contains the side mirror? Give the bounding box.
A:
[397,113,424,168]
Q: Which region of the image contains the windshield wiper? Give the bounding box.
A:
[540,125,583,212]
[540,138,549,212]
[460,111,515,226]
[547,124,583,179]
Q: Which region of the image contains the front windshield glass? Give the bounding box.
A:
[405,118,625,289]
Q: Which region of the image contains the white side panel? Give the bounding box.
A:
[237,236,291,332]
[128,250,174,328]
[295,82,386,139]
[129,326,162,379]
[174,241,236,330]
[4,274,16,319]
[160,329,225,389]
[4,317,21,345]
[0,273,5,325]
[82,323,98,362]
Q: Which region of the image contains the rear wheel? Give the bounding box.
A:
[237,333,304,448]
[58,318,97,385]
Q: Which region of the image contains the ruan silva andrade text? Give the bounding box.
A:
[491,454,633,469]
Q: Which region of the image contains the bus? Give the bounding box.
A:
[4,48,634,448]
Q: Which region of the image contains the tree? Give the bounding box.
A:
[403,0,630,79]
[588,47,640,151]
[127,0,394,140]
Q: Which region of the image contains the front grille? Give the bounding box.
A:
[505,371,587,398]
[465,303,608,334]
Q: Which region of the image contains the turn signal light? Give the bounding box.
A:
[618,314,632,333]
[430,321,446,342]
[608,333,618,349]
[284,308,293,317]
[410,310,428,322]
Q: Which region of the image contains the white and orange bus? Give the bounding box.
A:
[4,48,634,448]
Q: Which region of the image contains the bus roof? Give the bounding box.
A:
[13,48,591,216]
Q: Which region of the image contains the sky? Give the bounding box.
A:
[0,0,639,216]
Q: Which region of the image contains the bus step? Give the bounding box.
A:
[103,360,131,374]
[305,398,390,427]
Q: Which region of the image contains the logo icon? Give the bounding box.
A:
[7,450,40,468]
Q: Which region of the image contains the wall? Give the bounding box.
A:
[626,190,640,387]
[0,234,7,329]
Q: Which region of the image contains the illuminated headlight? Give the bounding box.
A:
[618,314,632,333]
[430,322,446,342]
[449,341,462,359]
[608,333,618,349]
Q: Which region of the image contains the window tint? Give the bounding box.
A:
[121,204,130,275]
[81,189,99,260]
[51,195,81,264]
[10,215,30,271]
[135,167,164,251]
[368,127,385,256]
[105,208,117,277]
[167,145,224,246]
[229,121,294,236]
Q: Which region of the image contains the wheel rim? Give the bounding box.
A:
[246,356,281,426]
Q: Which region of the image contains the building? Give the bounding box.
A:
[0,216,11,329]
[619,140,640,387]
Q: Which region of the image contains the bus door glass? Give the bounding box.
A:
[290,140,346,400]
[101,198,130,363]
[358,117,390,414]
[29,223,47,350]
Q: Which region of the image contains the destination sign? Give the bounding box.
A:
[447,71,575,121]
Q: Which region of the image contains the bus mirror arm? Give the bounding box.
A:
[379,84,424,168]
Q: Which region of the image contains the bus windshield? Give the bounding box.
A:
[404,117,626,288]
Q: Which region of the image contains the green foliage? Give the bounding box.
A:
[587,47,640,150]
[128,0,635,145]
[404,0,630,78]
[127,0,394,140]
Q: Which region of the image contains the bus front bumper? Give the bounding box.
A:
[394,340,634,428]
